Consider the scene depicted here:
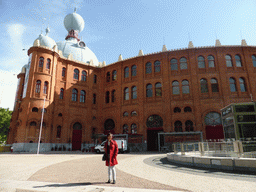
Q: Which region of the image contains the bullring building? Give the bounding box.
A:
[7,10,256,152]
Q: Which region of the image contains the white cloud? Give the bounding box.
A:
[0,70,19,110]
[0,23,28,71]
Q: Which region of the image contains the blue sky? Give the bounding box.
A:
[1,0,256,109]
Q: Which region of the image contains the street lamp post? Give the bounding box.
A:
[37,98,46,155]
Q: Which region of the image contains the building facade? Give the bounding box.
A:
[7,11,256,152]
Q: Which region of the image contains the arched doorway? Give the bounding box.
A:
[104,119,115,134]
[72,122,82,151]
[205,112,224,140]
[146,115,163,151]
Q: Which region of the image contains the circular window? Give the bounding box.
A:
[205,112,221,125]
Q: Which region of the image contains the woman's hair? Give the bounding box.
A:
[107,133,113,137]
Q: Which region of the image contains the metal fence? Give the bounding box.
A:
[171,141,256,158]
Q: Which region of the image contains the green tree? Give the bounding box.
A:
[0,108,12,144]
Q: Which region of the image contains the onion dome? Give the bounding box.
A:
[57,9,99,66]
[64,9,85,41]
[57,38,99,66]
[33,27,57,49]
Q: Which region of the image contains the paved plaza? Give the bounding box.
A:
[0,153,256,192]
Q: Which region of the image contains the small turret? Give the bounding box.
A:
[162,45,167,52]
[241,39,247,46]
[215,39,221,46]
[188,41,194,48]
[118,54,123,61]
[138,50,144,56]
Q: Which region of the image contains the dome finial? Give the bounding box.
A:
[45,27,50,36]
[74,7,77,13]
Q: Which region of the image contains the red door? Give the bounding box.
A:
[205,125,224,140]
[72,130,82,151]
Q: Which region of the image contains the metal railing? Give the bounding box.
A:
[171,141,256,158]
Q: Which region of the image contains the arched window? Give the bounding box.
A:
[146,84,153,97]
[62,67,66,77]
[35,80,41,93]
[111,90,115,102]
[174,107,181,113]
[39,57,44,68]
[155,82,162,96]
[72,89,78,101]
[235,55,242,67]
[104,119,115,131]
[239,77,247,92]
[112,70,117,81]
[131,65,137,76]
[184,107,192,112]
[198,56,205,68]
[205,112,221,125]
[93,75,97,84]
[41,108,47,113]
[211,78,219,92]
[146,115,163,128]
[170,59,178,71]
[124,67,129,78]
[124,87,129,100]
[93,94,96,104]
[30,121,37,126]
[80,90,86,103]
[123,112,128,117]
[131,111,138,116]
[180,57,187,70]
[185,120,194,132]
[105,91,110,103]
[43,81,48,94]
[106,72,110,82]
[154,60,161,72]
[56,126,61,138]
[200,78,208,93]
[174,121,182,132]
[172,81,179,95]
[46,59,51,69]
[32,107,38,112]
[132,86,137,99]
[60,88,64,99]
[252,55,256,67]
[81,71,87,81]
[229,77,237,92]
[208,55,215,68]
[182,80,189,94]
[123,124,129,134]
[74,69,79,80]
[131,123,137,134]
[225,55,232,67]
[146,62,152,74]
[58,113,62,117]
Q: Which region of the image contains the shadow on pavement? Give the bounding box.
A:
[33,182,108,188]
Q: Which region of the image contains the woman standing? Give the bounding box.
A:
[104,133,118,184]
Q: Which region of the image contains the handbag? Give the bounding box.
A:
[102,153,106,161]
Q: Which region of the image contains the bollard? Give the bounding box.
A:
[199,142,205,156]
[181,143,185,155]
[173,143,177,154]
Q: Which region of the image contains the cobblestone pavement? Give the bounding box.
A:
[1,153,256,192]
[0,153,186,192]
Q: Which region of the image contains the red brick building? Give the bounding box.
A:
[7,12,256,152]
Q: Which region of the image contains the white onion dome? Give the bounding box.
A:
[64,11,85,33]
[57,38,99,66]
[33,28,57,49]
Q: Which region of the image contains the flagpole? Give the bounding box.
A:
[37,98,46,155]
